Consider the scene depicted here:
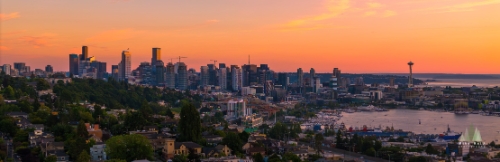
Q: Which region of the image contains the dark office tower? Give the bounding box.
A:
[151,48,161,71]
[258,64,270,85]
[156,60,165,86]
[67,54,79,75]
[333,68,342,86]
[176,62,188,90]
[200,66,209,87]
[165,63,176,89]
[94,62,107,79]
[13,62,25,74]
[389,77,395,87]
[45,65,53,73]
[278,73,288,88]
[81,46,88,60]
[219,63,226,69]
[310,68,315,86]
[207,64,217,85]
[111,65,119,79]
[242,64,258,86]
[297,68,303,86]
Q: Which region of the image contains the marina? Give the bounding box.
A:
[337,108,500,143]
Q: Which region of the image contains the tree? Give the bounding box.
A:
[283,152,301,162]
[36,79,51,91]
[105,134,153,161]
[178,101,201,142]
[314,133,324,155]
[45,155,57,162]
[76,150,91,162]
[409,156,427,162]
[3,86,15,99]
[425,144,438,155]
[252,153,264,162]
[239,131,250,143]
[77,120,89,138]
[222,132,243,153]
[364,147,376,157]
[335,130,343,149]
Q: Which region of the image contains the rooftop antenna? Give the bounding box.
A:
[248,55,250,65]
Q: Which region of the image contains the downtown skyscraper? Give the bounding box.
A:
[119,50,132,80]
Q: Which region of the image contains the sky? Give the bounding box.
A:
[1,0,499,74]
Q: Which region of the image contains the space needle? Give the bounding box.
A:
[408,61,414,87]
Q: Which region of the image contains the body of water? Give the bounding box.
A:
[418,78,500,88]
[338,109,500,143]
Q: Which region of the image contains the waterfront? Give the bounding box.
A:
[339,109,500,143]
[417,78,500,88]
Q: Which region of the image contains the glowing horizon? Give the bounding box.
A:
[1,0,499,74]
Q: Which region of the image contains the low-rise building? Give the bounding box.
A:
[90,143,107,161]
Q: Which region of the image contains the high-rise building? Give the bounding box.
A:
[2,64,11,75]
[231,66,242,91]
[97,62,107,79]
[14,62,25,75]
[355,77,365,86]
[310,68,315,86]
[333,68,342,87]
[200,66,209,87]
[111,65,119,79]
[242,64,258,86]
[155,60,165,86]
[152,48,161,71]
[297,68,303,86]
[219,63,226,69]
[120,50,132,80]
[45,65,53,73]
[176,62,188,90]
[69,54,79,76]
[165,63,176,89]
[219,68,227,91]
[81,46,88,60]
[278,73,288,88]
[207,64,217,86]
[389,77,395,87]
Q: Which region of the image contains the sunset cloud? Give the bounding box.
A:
[0,46,10,51]
[0,12,20,21]
[279,0,350,31]
[367,2,383,8]
[18,33,56,48]
[85,28,145,43]
[382,10,397,17]
[427,0,500,12]
[364,11,377,16]
[178,19,220,31]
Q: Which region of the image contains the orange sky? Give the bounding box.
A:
[1,0,499,73]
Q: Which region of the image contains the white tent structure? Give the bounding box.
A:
[458,124,484,157]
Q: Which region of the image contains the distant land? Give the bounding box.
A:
[378,73,500,80]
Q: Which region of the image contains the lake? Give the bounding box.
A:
[338,109,500,143]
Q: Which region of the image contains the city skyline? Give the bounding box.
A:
[1,0,500,73]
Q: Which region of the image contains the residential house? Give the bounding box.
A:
[292,150,308,161]
[6,112,29,118]
[246,147,265,156]
[201,156,253,162]
[90,142,107,161]
[163,139,203,159]
[202,145,232,158]
[47,150,69,162]
[15,117,33,129]
[29,130,54,147]
[202,135,223,146]
[41,142,65,157]
[85,123,103,142]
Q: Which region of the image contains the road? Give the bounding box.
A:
[299,142,387,162]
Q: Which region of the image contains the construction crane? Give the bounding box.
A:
[170,56,187,63]
[210,59,217,66]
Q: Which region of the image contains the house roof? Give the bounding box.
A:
[6,112,28,116]
[175,142,202,149]
[247,147,265,153]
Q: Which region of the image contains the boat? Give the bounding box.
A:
[345,109,355,113]
[438,125,461,141]
[454,111,469,115]
[471,111,479,114]
[357,105,377,111]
